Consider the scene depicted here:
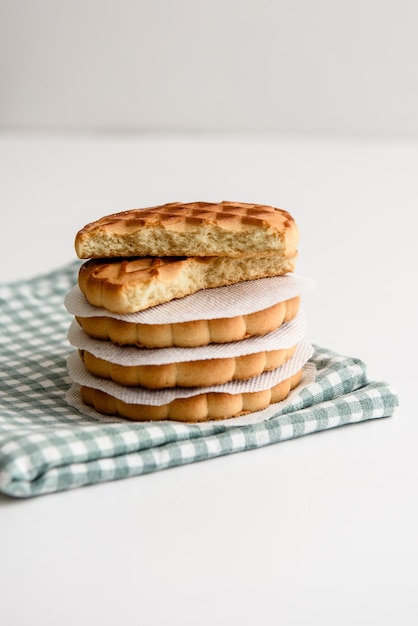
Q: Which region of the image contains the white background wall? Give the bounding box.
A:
[1,0,418,136]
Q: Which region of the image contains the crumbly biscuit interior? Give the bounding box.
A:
[75,201,299,259]
[78,254,297,314]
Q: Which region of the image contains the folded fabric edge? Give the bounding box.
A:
[0,380,398,499]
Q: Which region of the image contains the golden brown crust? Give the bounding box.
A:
[78,254,297,314]
[75,201,299,260]
[79,369,303,421]
[79,345,297,388]
[75,296,300,348]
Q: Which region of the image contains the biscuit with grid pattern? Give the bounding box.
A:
[75,201,299,259]
[75,295,300,348]
[78,344,297,388]
[78,255,297,314]
[79,369,303,422]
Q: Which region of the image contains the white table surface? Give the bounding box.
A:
[0,131,416,626]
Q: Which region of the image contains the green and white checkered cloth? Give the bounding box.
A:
[0,263,398,498]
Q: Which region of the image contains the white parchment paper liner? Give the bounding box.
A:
[67,311,307,365]
[64,274,316,324]
[65,360,317,428]
[66,341,314,405]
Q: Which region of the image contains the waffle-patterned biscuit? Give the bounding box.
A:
[79,345,297,388]
[79,255,297,314]
[79,369,303,421]
[75,296,300,348]
[75,201,299,259]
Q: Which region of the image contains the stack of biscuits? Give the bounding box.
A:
[65,201,314,422]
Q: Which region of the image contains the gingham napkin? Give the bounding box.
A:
[0,263,398,498]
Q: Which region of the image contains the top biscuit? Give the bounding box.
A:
[75,201,299,259]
